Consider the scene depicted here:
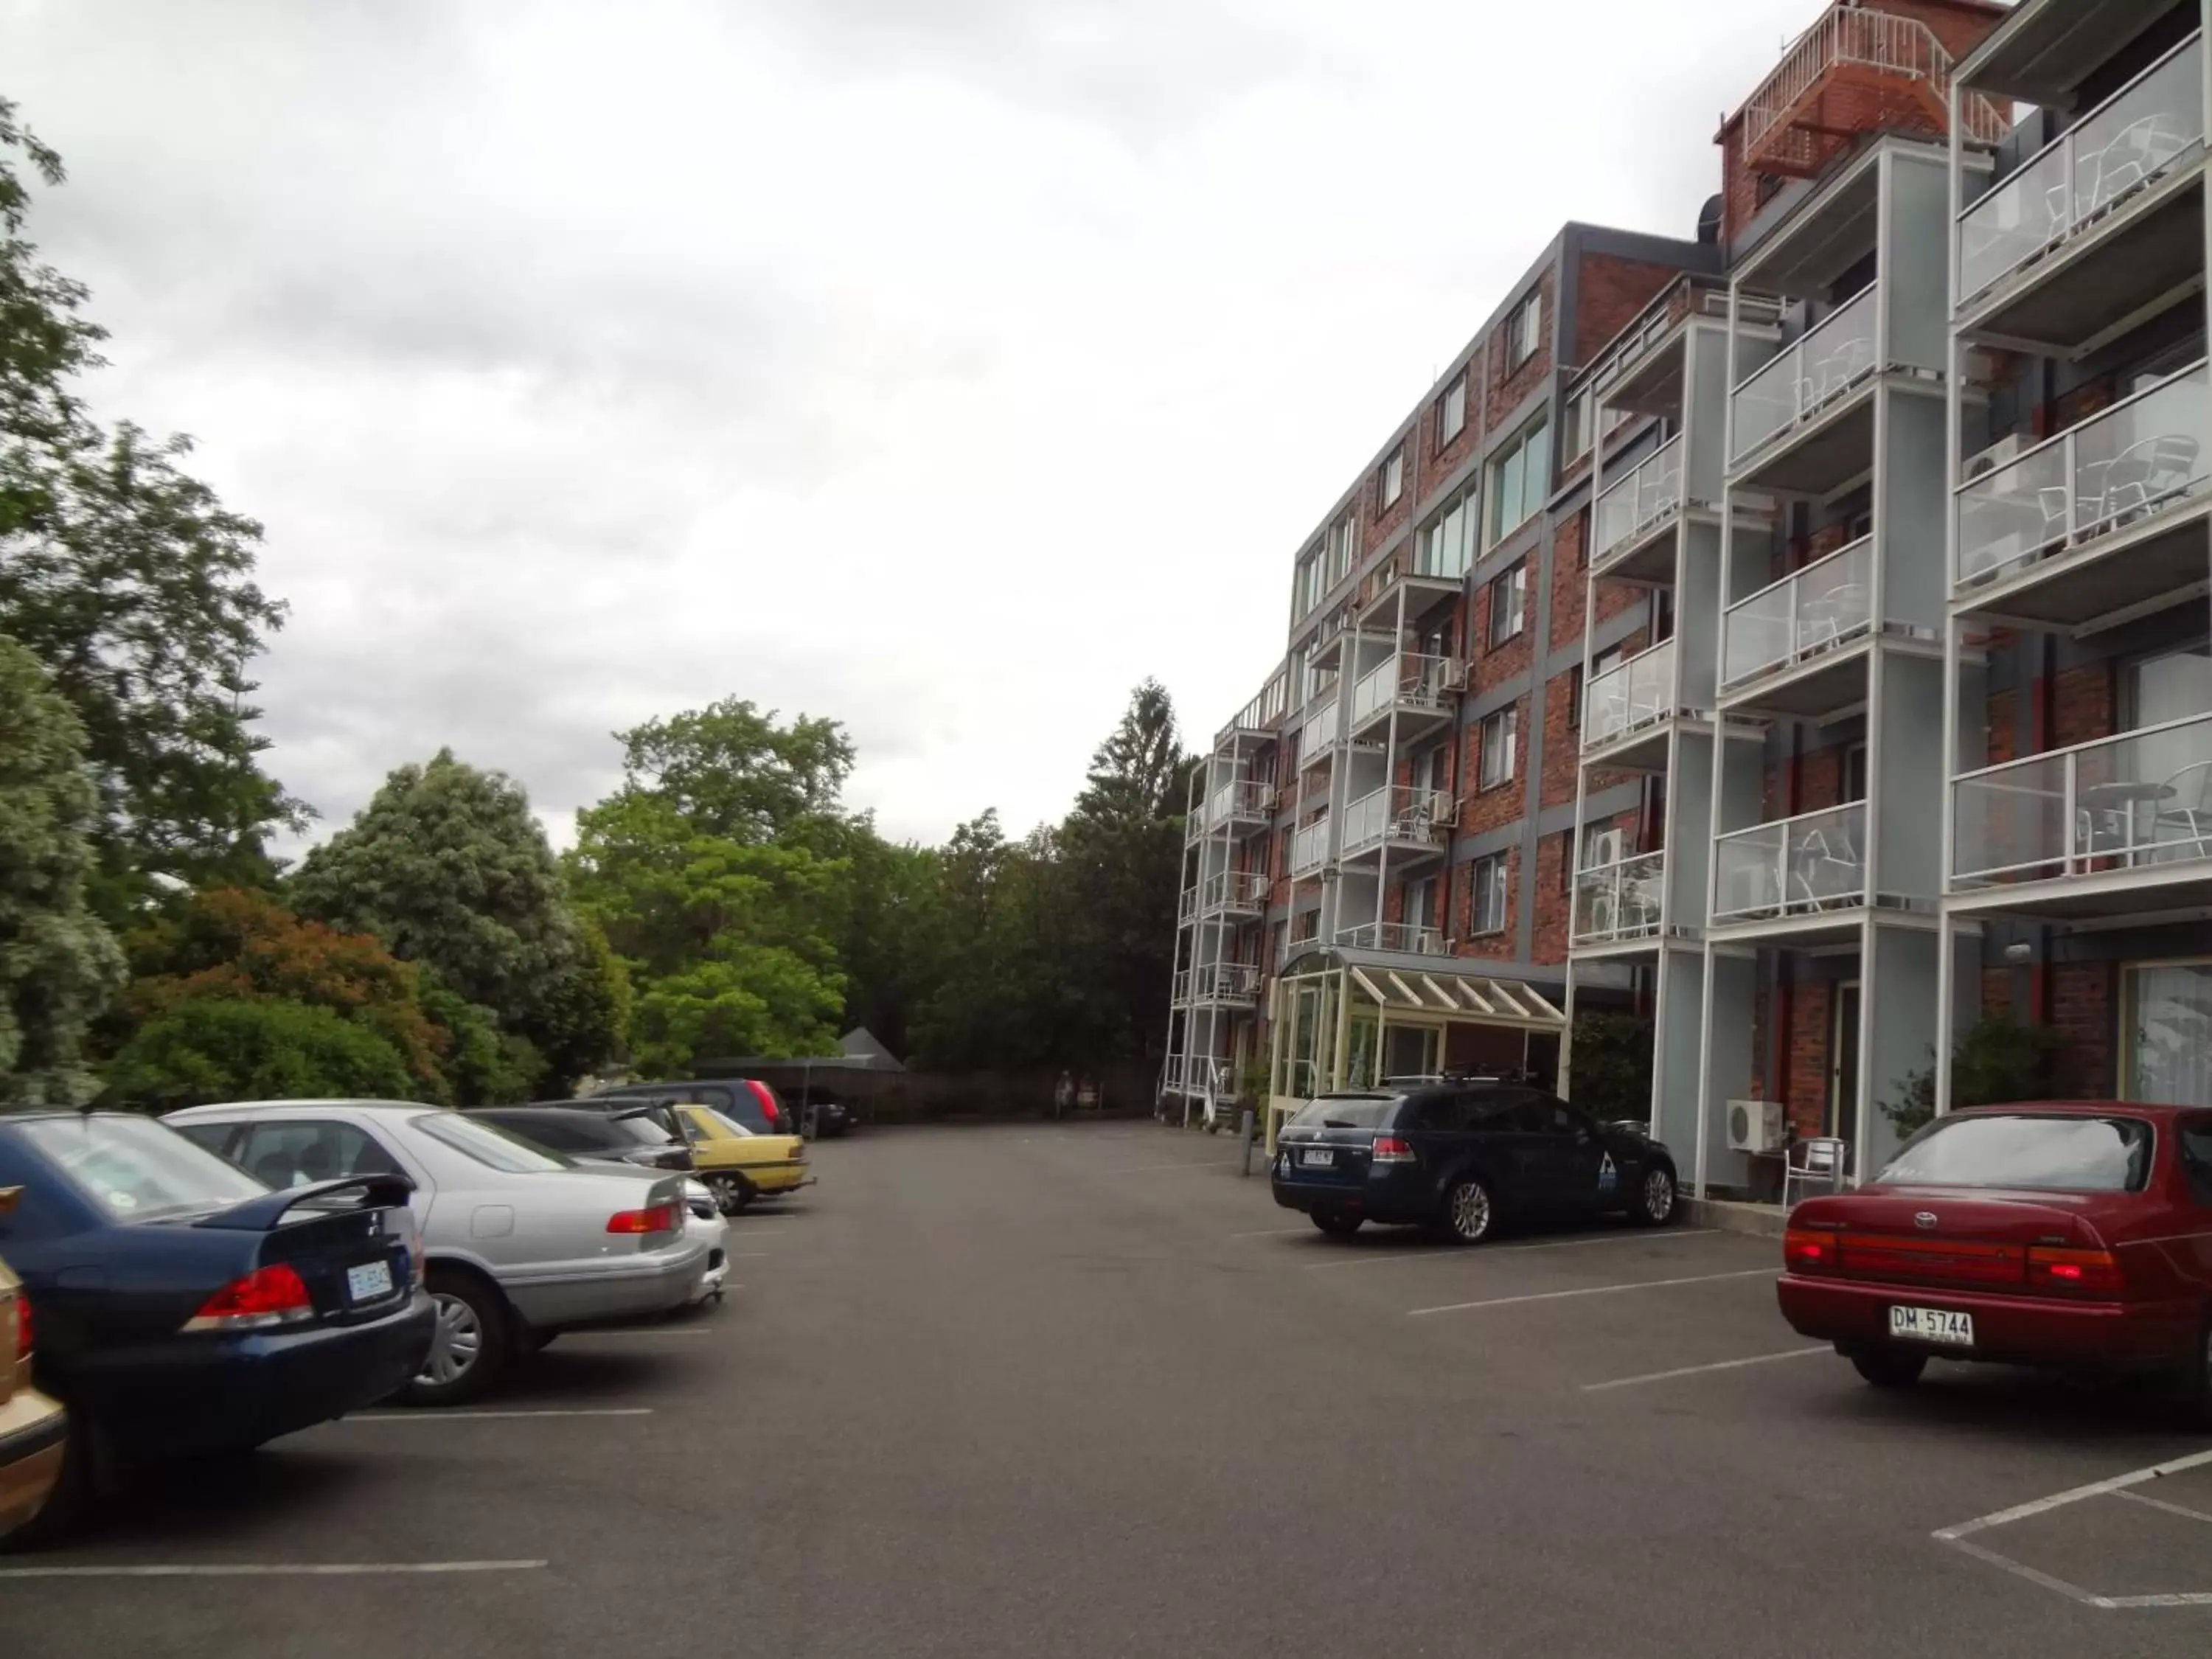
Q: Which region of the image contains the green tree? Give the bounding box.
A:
[606,698,854,845]
[0,632,124,1102]
[0,101,303,925]
[290,750,620,1091]
[106,998,414,1112]
[1569,1012,1655,1122]
[1882,1014,2058,1140]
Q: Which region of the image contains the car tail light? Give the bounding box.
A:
[1372,1135,1416,1164]
[1784,1227,1837,1273]
[183,1264,315,1333]
[787,1144,805,1161]
[748,1080,782,1128]
[607,1202,680,1235]
[13,1293,30,1360]
[2027,1245,2124,1296]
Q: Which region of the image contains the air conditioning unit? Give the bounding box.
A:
[1583,827,1625,869]
[1259,785,1280,812]
[1964,434,2027,481]
[1441,658,1470,692]
[1726,1099,1787,1155]
[1430,795,1460,829]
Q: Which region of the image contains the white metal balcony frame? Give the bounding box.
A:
[1199,868,1271,919]
[1954,30,2208,318]
[1952,359,2211,605]
[1334,921,1449,956]
[1297,699,1340,771]
[1711,801,1871,926]
[1188,961,1262,1009]
[1290,818,1333,880]
[1591,433,1687,573]
[1729,283,1882,469]
[1569,851,1669,950]
[1950,710,2212,903]
[1719,533,1877,698]
[1338,786,1455,863]
[1347,651,1460,739]
[1581,639,1679,756]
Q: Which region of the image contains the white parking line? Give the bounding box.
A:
[563,1326,713,1338]
[1581,1346,1828,1392]
[1935,1447,2212,1541]
[2115,1487,2212,1527]
[0,1560,547,1579]
[1304,1229,1719,1270]
[1408,1266,1773,1317]
[347,1408,655,1421]
[1230,1226,1312,1239]
[1102,1160,1240,1175]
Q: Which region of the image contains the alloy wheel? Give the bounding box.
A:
[1644,1168,1675,1222]
[708,1175,747,1217]
[1452,1181,1492,1242]
[420,1292,483,1386]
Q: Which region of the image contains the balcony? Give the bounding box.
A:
[1957,33,2207,347]
[1741,4,2002,181]
[1187,962,1262,1010]
[1953,361,2211,627]
[1719,535,1875,714]
[1729,285,1879,488]
[1290,819,1333,880]
[1335,922,1448,956]
[1298,700,1340,771]
[1591,434,1686,582]
[1205,778,1273,836]
[1280,923,1321,968]
[1214,671,1290,751]
[1581,640,1678,771]
[1571,852,1667,950]
[1950,712,2212,918]
[1712,802,1870,936]
[1199,869,1270,920]
[1177,885,1199,925]
[1347,653,1459,741]
[1338,786,1455,864]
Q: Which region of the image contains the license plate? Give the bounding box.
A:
[1301,1148,1336,1168]
[346,1259,394,1304]
[1888,1304,1972,1347]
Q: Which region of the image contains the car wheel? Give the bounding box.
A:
[1311,1210,1363,1238]
[1441,1176,1495,1245]
[706,1173,755,1217]
[1628,1164,1680,1227]
[407,1271,509,1407]
[1850,1350,1928,1390]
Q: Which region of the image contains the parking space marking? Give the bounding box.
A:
[1304,1229,1719,1271]
[561,1326,714,1338]
[1934,1446,2212,1610]
[1101,1160,1241,1175]
[1580,1346,1828,1392]
[0,1560,548,1579]
[1230,1226,1312,1238]
[348,1408,655,1421]
[1408,1266,1773,1318]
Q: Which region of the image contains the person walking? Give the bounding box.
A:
[1053,1070,1074,1121]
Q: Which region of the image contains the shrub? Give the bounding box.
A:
[105,997,414,1112]
[1881,1014,2058,1140]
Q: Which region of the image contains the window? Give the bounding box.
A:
[414,1112,570,1174]
[1439,373,1468,444]
[1407,876,1436,933]
[1478,706,1518,789]
[1562,390,1590,462]
[1486,419,1551,545]
[1470,854,1509,935]
[2124,961,2212,1106]
[1568,666,1583,730]
[1294,549,1322,617]
[2179,1116,2212,1207]
[1509,290,1543,366]
[1378,448,1405,509]
[1329,512,1357,585]
[1843,741,1869,804]
[1590,644,1625,681]
[1487,563,1528,647]
[1879,1113,2154,1192]
[1418,483,1477,580]
[2123,643,2212,790]
[233,1120,403,1186]
[1288,1096,1399,1130]
[14,1113,265,1222]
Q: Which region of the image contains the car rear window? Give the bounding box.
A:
[414,1113,572,1173]
[1289,1096,1402,1130]
[1879,1113,2155,1193]
[18,1114,266,1222]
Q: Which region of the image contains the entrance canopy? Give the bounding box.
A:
[1343,964,1564,1027]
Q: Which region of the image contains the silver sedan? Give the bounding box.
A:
[165,1100,711,1405]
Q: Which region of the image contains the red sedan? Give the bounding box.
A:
[1778,1102,2212,1407]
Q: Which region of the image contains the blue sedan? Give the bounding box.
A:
[0,1110,435,1538]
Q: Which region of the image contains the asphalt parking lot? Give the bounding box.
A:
[3,1119,2210,1657]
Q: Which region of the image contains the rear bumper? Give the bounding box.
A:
[1776,1274,2198,1371]
[1270,1166,1433,1224]
[504,1240,709,1331]
[0,1386,69,1537]
[752,1168,813,1195]
[65,1291,437,1458]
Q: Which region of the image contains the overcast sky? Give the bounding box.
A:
[8,0,1837,850]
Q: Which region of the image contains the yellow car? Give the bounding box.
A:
[674,1106,814,1216]
[1,1189,69,1550]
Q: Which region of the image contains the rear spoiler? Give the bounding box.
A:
[194,1173,417,1231]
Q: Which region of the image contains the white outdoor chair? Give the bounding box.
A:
[1783,1136,1850,1208]
[2078,114,2194,222]
[2096,434,2200,531]
[2152,760,2212,862]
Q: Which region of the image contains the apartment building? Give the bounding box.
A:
[1168,0,2212,1180]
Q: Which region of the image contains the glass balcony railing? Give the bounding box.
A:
[1335,922,1447,956]
[1592,433,1685,563]
[1958,34,2206,306]
[1290,820,1332,878]
[1340,787,1455,859]
[1712,803,1868,922]
[1720,535,1874,690]
[1298,701,1339,768]
[1199,869,1270,916]
[1178,886,1198,924]
[1189,964,1262,1006]
[1280,926,1319,967]
[1730,285,1878,465]
[1206,778,1270,827]
[1350,653,1457,731]
[1571,852,1666,947]
[1952,712,2212,890]
[1582,640,1675,751]
[1955,363,2211,590]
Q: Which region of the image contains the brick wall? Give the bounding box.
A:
[1421,356,1484,488]
[1980,967,2011,1018]
[1762,734,1854,818]
[2052,661,2116,748]
[1486,265,1555,430]
[1458,846,1518,961]
[1461,696,1530,834]
[1550,512,1588,650]
[1474,567,1537,694]
[1986,689,2018,766]
[2050,962,2115,1097]
[1572,254,1686,365]
[1541,670,1580,810]
[1532,830,1571,964]
[1784,980,1833,1141]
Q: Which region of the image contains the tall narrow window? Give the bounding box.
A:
[1379,448,1405,509]
[1471,854,1509,936]
[1510,291,1543,366]
[1487,419,1551,545]
[1488,563,1528,648]
[1439,372,1468,444]
[1478,706,1519,790]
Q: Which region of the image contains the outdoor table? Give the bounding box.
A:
[2079,779,2175,866]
